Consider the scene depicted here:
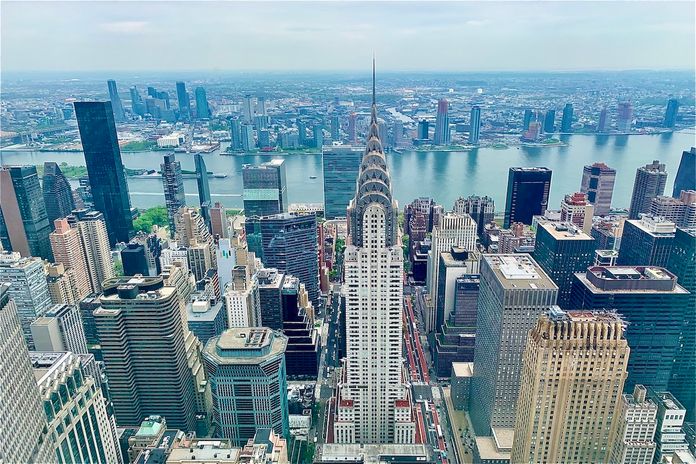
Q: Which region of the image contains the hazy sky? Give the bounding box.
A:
[2,1,694,72]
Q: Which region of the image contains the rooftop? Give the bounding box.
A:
[484,254,557,291]
[203,327,288,365]
[629,215,677,235]
[318,444,430,462]
[577,265,687,294]
[451,361,474,378]
[166,440,240,463]
[539,222,594,240]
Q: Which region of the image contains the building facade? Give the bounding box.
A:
[609,385,658,464]
[628,160,668,220]
[42,161,75,224]
[322,146,364,219]
[242,159,288,218]
[580,162,616,216]
[161,153,186,235]
[617,216,676,268]
[503,167,552,228]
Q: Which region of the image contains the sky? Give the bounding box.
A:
[1,1,694,73]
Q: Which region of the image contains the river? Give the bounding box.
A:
[1,132,694,211]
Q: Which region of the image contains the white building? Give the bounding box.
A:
[610,385,658,464]
[223,265,260,328]
[30,303,89,355]
[157,133,185,148]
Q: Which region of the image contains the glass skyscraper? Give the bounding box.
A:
[195,86,210,119]
[161,153,186,235]
[322,146,364,219]
[672,147,695,198]
[106,79,125,121]
[42,162,75,224]
[503,167,552,228]
[242,159,288,218]
[194,154,212,228]
[176,81,191,121]
[469,106,481,144]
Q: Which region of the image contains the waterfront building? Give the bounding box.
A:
[348,112,358,143]
[417,119,429,140]
[618,101,634,132]
[618,215,676,267]
[50,217,91,300]
[503,167,552,228]
[433,98,450,145]
[242,159,288,218]
[69,209,115,293]
[322,146,364,219]
[330,114,340,140]
[511,308,629,464]
[42,161,75,224]
[560,103,573,132]
[469,105,481,144]
[242,94,254,123]
[130,86,145,116]
[543,109,556,133]
[580,162,616,215]
[522,109,533,130]
[30,303,88,354]
[598,107,609,132]
[230,118,243,150]
[195,86,211,119]
[663,98,679,129]
[609,385,658,464]
[629,160,668,220]
[673,147,696,198]
[176,81,191,121]
[161,153,186,235]
[74,101,134,245]
[107,79,125,121]
[202,327,289,446]
[194,153,212,228]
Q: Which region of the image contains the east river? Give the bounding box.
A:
[1,132,694,211]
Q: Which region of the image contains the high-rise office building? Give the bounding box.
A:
[417,119,429,140]
[30,303,88,354]
[107,79,125,121]
[0,165,53,260]
[503,167,552,228]
[650,390,691,464]
[32,351,122,464]
[650,191,696,229]
[223,263,261,328]
[193,153,213,230]
[560,192,594,233]
[68,209,114,293]
[663,98,679,129]
[560,103,573,132]
[470,254,558,436]
[257,268,284,330]
[533,222,595,307]
[176,81,191,121]
[543,109,556,133]
[322,146,364,219]
[330,114,340,140]
[280,275,320,378]
[74,101,134,245]
[203,327,289,446]
[242,94,254,123]
[598,107,609,132]
[0,284,53,463]
[618,101,633,132]
[580,162,616,215]
[452,195,495,237]
[392,120,404,147]
[673,147,696,198]
[242,159,288,218]
[229,117,243,150]
[130,85,145,116]
[570,265,688,391]
[161,153,186,235]
[522,109,533,131]
[618,215,676,267]
[433,99,450,145]
[629,160,668,220]
[511,308,629,464]
[469,106,481,144]
[121,242,148,276]
[42,161,75,224]
[333,67,417,445]
[94,276,206,430]
[348,112,358,143]
[609,385,658,464]
[313,124,324,149]
[195,86,211,119]
[209,202,228,239]
[0,251,51,344]
[50,218,91,300]
[241,123,254,151]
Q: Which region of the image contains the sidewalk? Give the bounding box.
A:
[442,387,473,464]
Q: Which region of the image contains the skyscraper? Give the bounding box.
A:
[242,159,288,218]
[195,86,211,119]
[229,117,243,150]
[333,63,416,445]
[522,109,533,131]
[0,284,53,463]
[42,161,75,224]
[663,98,679,128]
[348,112,358,143]
[650,192,696,229]
[130,86,145,116]
[50,218,91,301]
[618,215,676,267]
[559,192,594,233]
[503,167,552,228]
[202,327,289,446]
[68,209,114,293]
[618,101,633,132]
[433,99,450,145]
[597,107,609,132]
[417,119,429,140]
[452,195,495,237]
[107,79,125,121]
[194,153,212,228]
[241,123,254,151]
[580,162,616,215]
[543,109,556,133]
[560,102,573,132]
[330,114,340,140]
[469,105,481,145]
[322,145,364,219]
[470,254,558,436]
[121,242,149,276]
[223,263,261,328]
[672,147,696,198]
[628,160,668,220]
[242,94,254,123]
[511,308,629,464]
[280,275,320,378]
[30,303,88,354]
[313,123,324,148]
[176,81,191,121]
[74,101,134,245]
[609,385,658,464]
[0,165,53,260]
[161,153,186,235]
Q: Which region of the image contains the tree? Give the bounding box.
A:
[133,206,169,233]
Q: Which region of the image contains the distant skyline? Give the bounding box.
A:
[1,1,695,73]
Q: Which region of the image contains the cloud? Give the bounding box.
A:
[464,19,491,27]
[100,21,149,34]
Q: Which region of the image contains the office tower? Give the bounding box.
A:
[417,119,429,140]
[470,254,558,436]
[392,120,404,147]
[255,213,319,304]
[187,240,213,281]
[216,235,244,292]
[663,98,679,129]
[42,161,75,224]
[242,94,254,123]
[511,308,629,464]
[522,109,533,131]
[673,147,696,198]
[176,81,191,121]
[0,251,51,343]
[650,192,696,229]
[297,119,307,147]
[543,109,556,133]
[426,212,478,333]
[533,222,595,307]
[203,327,289,446]
[433,98,450,145]
[129,231,162,276]
[609,385,658,464]
[0,165,53,260]
[69,209,114,293]
[129,86,145,116]
[598,107,609,132]
[229,117,243,150]
[651,390,691,463]
[256,96,267,116]
[242,159,288,218]
[189,156,211,230]
[121,242,148,275]
[30,303,88,354]
[666,228,696,421]
[0,284,53,463]
[313,124,324,149]
[618,101,634,132]
[224,264,261,328]
[469,105,481,144]
[209,202,227,239]
[503,167,552,228]
[330,114,340,140]
[74,101,134,245]
[570,265,688,391]
[279,275,320,378]
[107,79,125,121]
[560,102,573,132]
[46,263,81,305]
[78,294,100,345]
[452,195,495,237]
[161,153,186,235]
[348,112,358,143]
[618,216,676,267]
[195,86,211,119]
[257,129,270,149]
[560,192,594,233]
[629,160,669,219]
[238,123,252,151]
[257,268,284,330]
[32,352,122,464]
[50,218,91,300]
[580,162,616,215]
[187,283,226,346]
[322,145,364,219]
[94,275,204,430]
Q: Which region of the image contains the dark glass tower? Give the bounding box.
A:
[42,161,75,224]
[503,167,552,228]
[106,79,125,121]
[281,275,320,379]
[543,109,556,133]
[242,159,288,218]
[195,87,210,119]
[176,81,191,121]
[161,153,185,235]
[194,154,212,228]
[561,103,573,132]
[74,101,134,245]
[322,146,364,219]
[672,147,695,198]
[469,106,481,144]
[663,98,679,128]
[617,217,675,267]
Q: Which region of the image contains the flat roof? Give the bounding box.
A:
[475,436,511,461]
[539,222,594,241]
[452,362,474,378]
[483,254,557,291]
[203,328,288,365]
